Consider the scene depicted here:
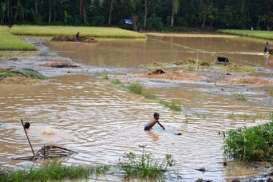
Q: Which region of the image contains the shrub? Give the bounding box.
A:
[224,116,273,161]
[147,14,164,31]
[119,147,175,179]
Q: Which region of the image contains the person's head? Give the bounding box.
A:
[266,42,269,45]
[153,112,160,121]
[24,122,30,130]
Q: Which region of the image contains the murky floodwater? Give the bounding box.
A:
[49,35,266,67]
[0,35,272,182]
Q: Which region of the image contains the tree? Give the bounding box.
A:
[171,0,180,27]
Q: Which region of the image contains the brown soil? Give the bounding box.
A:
[41,61,79,68]
[144,70,204,81]
[224,76,273,86]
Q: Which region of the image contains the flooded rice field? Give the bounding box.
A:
[0,34,272,182]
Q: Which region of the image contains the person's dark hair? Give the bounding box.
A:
[24,122,30,129]
[154,112,160,118]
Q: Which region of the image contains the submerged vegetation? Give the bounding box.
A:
[224,114,273,161]
[119,148,175,179]
[126,82,182,112]
[219,29,273,40]
[0,161,110,182]
[232,93,248,102]
[0,27,35,51]
[0,68,46,80]
[10,25,145,39]
[101,74,182,112]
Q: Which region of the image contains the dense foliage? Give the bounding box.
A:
[0,0,272,30]
[224,114,273,161]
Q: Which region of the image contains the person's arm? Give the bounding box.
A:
[157,121,165,130]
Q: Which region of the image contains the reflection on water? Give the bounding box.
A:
[0,75,272,181]
[49,35,265,68]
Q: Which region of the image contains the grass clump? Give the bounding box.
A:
[119,147,175,179]
[10,25,145,39]
[100,73,109,80]
[224,115,273,161]
[219,29,273,40]
[0,68,46,80]
[232,93,247,102]
[265,87,273,97]
[0,26,35,51]
[0,161,110,182]
[111,79,122,85]
[159,100,182,112]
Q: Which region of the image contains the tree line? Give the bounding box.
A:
[1,0,272,30]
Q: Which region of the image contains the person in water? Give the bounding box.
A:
[264,42,270,65]
[144,113,165,131]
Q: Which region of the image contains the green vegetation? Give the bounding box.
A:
[223,64,256,73]
[10,25,145,39]
[0,161,110,182]
[0,27,35,51]
[224,114,273,161]
[0,68,46,80]
[219,29,273,40]
[159,100,182,112]
[265,87,273,97]
[126,82,181,111]
[119,148,174,179]
[228,113,271,121]
[232,93,247,102]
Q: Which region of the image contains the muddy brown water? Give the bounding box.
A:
[49,35,267,68]
[0,35,272,182]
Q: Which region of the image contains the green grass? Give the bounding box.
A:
[219,29,273,40]
[232,93,248,102]
[0,161,110,182]
[119,148,174,179]
[224,114,273,161]
[265,87,273,97]
[158,100,182,112]
[10,25,145,39]
[0,68,46,80]
[0,26,35,51]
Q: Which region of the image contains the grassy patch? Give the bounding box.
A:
[0,26,35,51]
[159,100,182,112]
[232,93,247,102]
[219,29,273,40]
[126,82,181,111]
[119,148,174,179]
[0,161,110,182]
[265,87,273,97]
[224,115,273,161]
[0,68,46,80]
[10,25,145,39]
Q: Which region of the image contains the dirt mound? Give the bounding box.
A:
[225,76,273,86]
[145,70,204,81]
[41,61,79,68]
[51,35,97,43]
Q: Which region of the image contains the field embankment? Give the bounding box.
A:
[10,25,145,39]
[0,26,35,51]
[219,29,273,40]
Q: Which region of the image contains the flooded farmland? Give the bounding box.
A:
[0,34,272,182]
